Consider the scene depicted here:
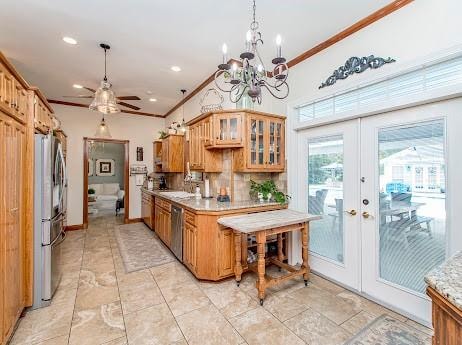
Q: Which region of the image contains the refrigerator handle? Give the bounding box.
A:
[57,144,66,208]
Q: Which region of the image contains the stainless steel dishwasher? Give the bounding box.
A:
[171,205,183,260]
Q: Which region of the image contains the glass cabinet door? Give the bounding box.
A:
[268,118,284,169]
[248,115,266,168]
[213,113,243,146]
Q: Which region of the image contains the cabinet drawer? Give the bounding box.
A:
[155,197,171,212]
[161,199,171,212]
[184,210,196,226]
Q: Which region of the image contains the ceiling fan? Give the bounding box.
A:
[63,86,141,111]
[62,43,141,111]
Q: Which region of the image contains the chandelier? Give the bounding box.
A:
[214,0,289,104]
[89,43,120,114]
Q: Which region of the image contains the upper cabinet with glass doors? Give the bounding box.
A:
[187,110,285,173]
[205,112,244,148]
[233,113,285,172]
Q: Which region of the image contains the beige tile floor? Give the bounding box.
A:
[10,215,433,345]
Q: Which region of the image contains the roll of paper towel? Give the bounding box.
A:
[204,178,210,198]
[135,174,144,186]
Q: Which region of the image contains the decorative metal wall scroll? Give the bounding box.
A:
[200,88,224,113]
[319,55,396,89]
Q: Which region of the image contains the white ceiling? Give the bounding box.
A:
[0,0,391,115]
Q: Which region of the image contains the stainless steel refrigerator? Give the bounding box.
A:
[32,133,67,309]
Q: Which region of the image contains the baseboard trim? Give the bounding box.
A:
[64,224,84,231]
[126,218,142,224]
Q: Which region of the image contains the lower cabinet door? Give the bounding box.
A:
[218,228,235,277]
[183,222,198,272]
[154,206,161,237]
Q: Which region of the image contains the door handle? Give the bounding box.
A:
[362,211,373,219]
[344,209,357,216]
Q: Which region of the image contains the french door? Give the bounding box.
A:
[302,119,360,290]
[302,99,462,324]
[360,100,462,324]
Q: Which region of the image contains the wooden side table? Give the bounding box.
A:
[218,209,321,306]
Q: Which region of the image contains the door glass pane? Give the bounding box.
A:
[276,123,281,165]
[230,118,237,140]
[220,119,227,140]
[378,120,446,294]
[269,122,275,164]
[250,119,256,164]
[258,120,264,164]
[308,135,344,263]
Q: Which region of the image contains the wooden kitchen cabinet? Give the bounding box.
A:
[153,140,163,173]
[189,119,222,172]
[161,134,184,173]
[187,110,285,173]
[233,113,285,172]
[154,198,171,247]
[0,52,39,345]
[205,112,244,148]
[427,287,462,345]
[0,111,26,343]
[218,227,235,277]
[31,88,54,134]
[141,191,154,230]
[0,62,29,125]
[183,221,198,273]
[153,194,286,281]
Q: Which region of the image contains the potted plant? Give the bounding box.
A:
[88,188,95,195]
[158,131,167,139]
[249,180,290,204]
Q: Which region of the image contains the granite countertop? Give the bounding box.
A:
[142,188,285,212]
[217,209,322,233]
[425,250,462,310]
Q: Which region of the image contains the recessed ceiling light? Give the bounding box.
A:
[73,84,83,89]
[62,36,77,45]
[171,66,181,72]
[149,98,157,102]
[146,90,153,95]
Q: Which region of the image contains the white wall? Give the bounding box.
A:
[166,81,235,126]
[54,104,165,225]
[165,0,462,121]
[267,0,462,116]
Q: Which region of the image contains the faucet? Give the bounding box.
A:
[184,172,193,193]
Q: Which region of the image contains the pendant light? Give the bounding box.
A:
[178,89,187,133]
[94,114,112,138]
[89,43,120,114]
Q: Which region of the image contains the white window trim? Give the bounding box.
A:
[288,45,462,132]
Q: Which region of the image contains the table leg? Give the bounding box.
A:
[256,231,266,305]
[301,222,310,286]
[233,230,243,286]
[277,233,283,271]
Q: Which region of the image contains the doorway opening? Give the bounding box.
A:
[83,138,129,228]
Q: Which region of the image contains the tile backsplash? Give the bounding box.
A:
[166,149,287,202]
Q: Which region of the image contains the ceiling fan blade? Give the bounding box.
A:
[62,95,94,98]
[118,101,140,110]
[83,86,96,93]
[116,96,141,100]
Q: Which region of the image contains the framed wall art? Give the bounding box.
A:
[95,158,115,176]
